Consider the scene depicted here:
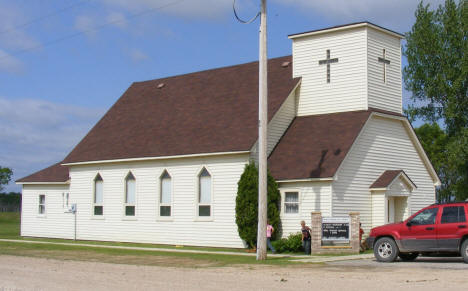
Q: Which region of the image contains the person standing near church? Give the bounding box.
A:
[266,220,276,253]
[301,220,311,255]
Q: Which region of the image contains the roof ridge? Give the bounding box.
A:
[134,55,292,84]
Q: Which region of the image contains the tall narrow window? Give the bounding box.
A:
[38,194,46,214]
[160,170,172,217]
[198,168,211,217]
[94,174,103,216]
[125,172,136,216]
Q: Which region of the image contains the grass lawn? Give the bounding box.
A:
[0,212,308,267]
[0,212,367,267]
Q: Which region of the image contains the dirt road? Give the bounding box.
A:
[1,255,467,291]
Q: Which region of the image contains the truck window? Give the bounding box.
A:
[410,208,438,225]
[441,206,466,224]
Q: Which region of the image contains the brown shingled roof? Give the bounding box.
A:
[268,110,372,180]
[62,56,300,164]
[369,170,418,190]
[16,162,69,183]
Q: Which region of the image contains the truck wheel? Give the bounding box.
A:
[399,253,419,261]
[461,240,468,264]
[374,237,399,262]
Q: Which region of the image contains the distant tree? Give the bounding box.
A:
[0,166,13,192]
[404,0,467,201]
[235,162,281,248]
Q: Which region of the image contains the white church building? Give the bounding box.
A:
[17,22,440,248]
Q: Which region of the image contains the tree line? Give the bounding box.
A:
[405,0,467,201]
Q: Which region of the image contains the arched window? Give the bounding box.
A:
[160,170,172,217]
[94,174,103,216]
[125,172,136,216]
[198,168,211,217]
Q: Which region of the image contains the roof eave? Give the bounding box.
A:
[288,22,405,40]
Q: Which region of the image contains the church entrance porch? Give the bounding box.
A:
[370,170,417,228]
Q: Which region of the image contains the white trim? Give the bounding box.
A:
[16,181,70,185]
[194,166,213,220]
[61,151,250,166]
[123,171,137,219]
[277,177,333,183]
[280,189,301,216]
[158,169,173,219]
[92,173,104,218]
[288,22,404,40]
[369,171,417,193]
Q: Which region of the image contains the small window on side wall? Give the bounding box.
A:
[198,168,211,217]
[284,192,299,214]
[38,194,46,214]
[94,174,103,216]
[125,172,136,216]
[160,170,172,217]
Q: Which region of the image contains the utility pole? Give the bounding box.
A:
[256,0,268,261]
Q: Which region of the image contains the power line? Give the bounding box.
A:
[232,0,260,24]
[0,0,186,61]
[0,0,92,35]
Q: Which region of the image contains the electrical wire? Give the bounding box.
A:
[0,0,92,35]
[0,0,186,61]
[233,0,260,24]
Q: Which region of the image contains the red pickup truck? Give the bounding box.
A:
[366,202,468,263]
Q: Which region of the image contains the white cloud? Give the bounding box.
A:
[0,97,104,192]
[0,3,39,50]
[106,11,128,29]
[99,0,234,20]
[275,0,445,32]
[129,48,149,62]
[0,49,23,73]
[74,15,98,38]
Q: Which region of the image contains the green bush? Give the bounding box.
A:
[235,162,281,248]
[271,232,303,253]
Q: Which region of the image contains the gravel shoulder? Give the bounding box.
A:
[1,255,467,291]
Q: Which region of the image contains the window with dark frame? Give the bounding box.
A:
[198,168,211,217]
[125,172,136,216]
[94,174,104,216]
[38,194,45,214]
[160,170,172,217]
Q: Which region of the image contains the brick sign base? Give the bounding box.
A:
[311,211,360,255]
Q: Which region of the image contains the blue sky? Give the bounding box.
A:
[0,0,443,192]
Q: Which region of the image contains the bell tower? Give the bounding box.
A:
[289,22,404,116]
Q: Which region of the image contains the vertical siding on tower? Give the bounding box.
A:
[292,27,368,116]
[367,27,402,113]
[332,116,436,233]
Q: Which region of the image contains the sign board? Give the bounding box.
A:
[322,217,350,241]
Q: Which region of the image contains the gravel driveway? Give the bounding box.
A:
[1,255,467,291]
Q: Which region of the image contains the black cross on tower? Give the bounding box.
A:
[378,49,390,83]
[318,49,339,83]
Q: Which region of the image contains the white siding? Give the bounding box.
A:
[371,191,386,228]
[21,184,74,239]
[332,116,436,233]
[250,87,297,162]
[22,154,249,248]
[278,181,331,237]
[394,196,409,222]
[292,27,368,116]
[367,27,402,113]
